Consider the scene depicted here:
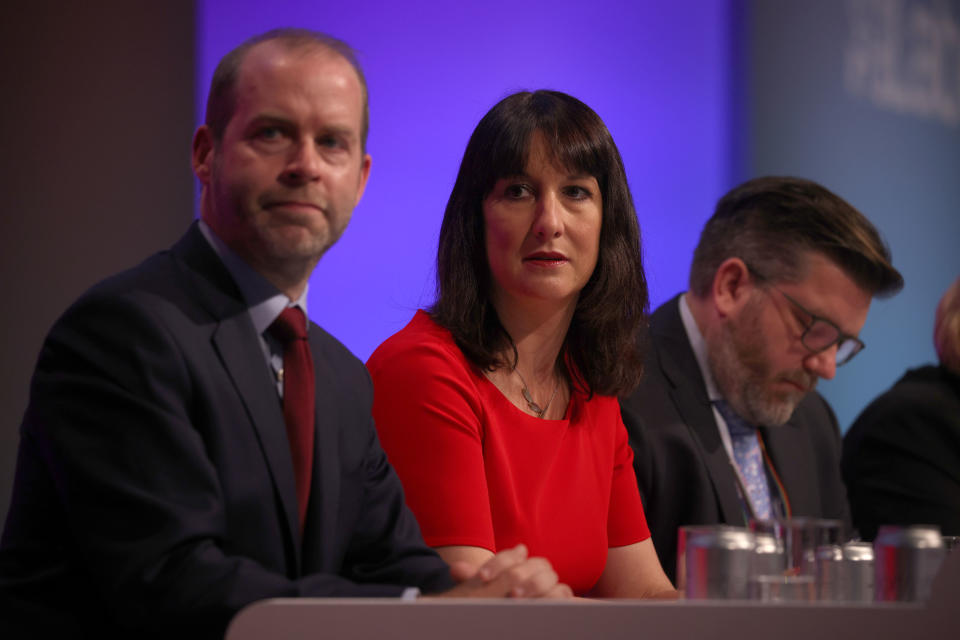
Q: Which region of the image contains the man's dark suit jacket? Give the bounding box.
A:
[842,365,960,540]
[619,295,851,584]
[0,224,452,639]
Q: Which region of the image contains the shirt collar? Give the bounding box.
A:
[197,219,309,334]
[678,293,722,402]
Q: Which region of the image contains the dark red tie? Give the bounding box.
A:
[269,307,314,533]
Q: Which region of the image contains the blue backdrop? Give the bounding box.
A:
[748,0,960,430]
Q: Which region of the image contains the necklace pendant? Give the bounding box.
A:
[521,388,544,417]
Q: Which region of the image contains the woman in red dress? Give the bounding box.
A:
[367,90,675,598]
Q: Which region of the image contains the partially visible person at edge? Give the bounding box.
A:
[0,29,569,640]
[367,90,677,598]
[843,275,960,540]
[619,176,903,584]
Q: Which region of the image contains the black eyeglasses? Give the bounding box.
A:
[747,266,865,366]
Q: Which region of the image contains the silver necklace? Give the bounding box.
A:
[513,367,560,418]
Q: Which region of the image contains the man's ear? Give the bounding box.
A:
[712,257,755,318]
[354,153,372,205]
[192,125,215,185]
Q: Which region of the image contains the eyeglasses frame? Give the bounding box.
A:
[744,264,865,366]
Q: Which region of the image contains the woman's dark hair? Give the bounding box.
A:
[430,90,649,396]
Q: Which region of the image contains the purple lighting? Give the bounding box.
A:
[197,0,735,360]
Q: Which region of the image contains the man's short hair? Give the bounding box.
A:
[204,27,369,150]
[689,176,903,298]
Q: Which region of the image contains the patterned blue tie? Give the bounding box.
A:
[713,399,772,519]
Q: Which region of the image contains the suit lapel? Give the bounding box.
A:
[761,415,818,516]
[655,297,746,525]
[212,318,300,541]
[303,326,341,569]
[172,224,301,554]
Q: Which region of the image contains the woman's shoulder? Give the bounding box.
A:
[367,311,488,429]
[367,310,474,378]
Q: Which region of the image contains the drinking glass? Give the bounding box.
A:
[750,574,816,602]
[748,518,842,600]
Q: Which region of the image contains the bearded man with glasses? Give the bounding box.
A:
[619,176,903,584]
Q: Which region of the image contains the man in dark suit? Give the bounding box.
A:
[620,177,903,585]
[0,29,566,639]
[842,276,960,540]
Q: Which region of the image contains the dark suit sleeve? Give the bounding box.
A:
[310,338,453,592]
[620,380,723,587]
[789,393,852,532]
[2,289,445,638]
[842,370,960,540]
[619,406,669,564]
[338,416,454,593]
